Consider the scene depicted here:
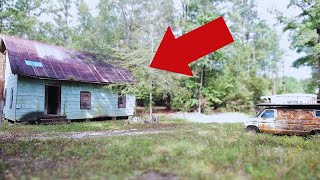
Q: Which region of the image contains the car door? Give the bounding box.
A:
[259,109,276,133]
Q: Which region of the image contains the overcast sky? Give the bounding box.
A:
[83,0,311,79]
[256,0,311,79]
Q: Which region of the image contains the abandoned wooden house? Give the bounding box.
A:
[0,35,135,123]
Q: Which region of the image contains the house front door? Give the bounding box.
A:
[45,85,61,115]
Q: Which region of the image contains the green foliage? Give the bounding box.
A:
[172,79,199,111]
[276,76,311,94]
[302,72,320,94]
[281,0,320,89]
[0,0,43,37]
[175,0,282,112]
[1,0,286,113]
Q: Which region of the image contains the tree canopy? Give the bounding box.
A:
[0,0,309,113]
[280,0,320,92]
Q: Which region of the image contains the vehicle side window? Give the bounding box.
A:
[261,110,274,118]
[315,111,320,117]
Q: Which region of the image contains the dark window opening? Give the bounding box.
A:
[261,110,274,119]
[9,88,13,109]
[46,85,61,114]
[4,89,6,106]
[80,91,91,109]
[315,111,320,117]
[118,93,126,108]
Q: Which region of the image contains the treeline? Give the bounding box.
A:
[0,0,302,112]
[278,0,320,94]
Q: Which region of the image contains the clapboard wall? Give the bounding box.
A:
[3,52,18,120]
[6,75,135,121]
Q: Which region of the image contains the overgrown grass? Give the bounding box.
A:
[0,119,319,179]
[0,116,186,135]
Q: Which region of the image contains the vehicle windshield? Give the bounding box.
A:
[254,106,275,118]
[254,107,265,117]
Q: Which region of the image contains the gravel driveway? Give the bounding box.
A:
[169,112,251,123]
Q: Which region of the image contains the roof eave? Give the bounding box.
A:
[18,74,134,85]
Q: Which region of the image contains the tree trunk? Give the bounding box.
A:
[198,65,204,113]
[149,21,154,119]
[149,78,152,118]
[272,75,276,95]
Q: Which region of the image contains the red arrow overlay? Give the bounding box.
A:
[150,16,234,76]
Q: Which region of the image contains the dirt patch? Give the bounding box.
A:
[58,129,171,139]
[138,171,178,180]
[168,112,250,123]
[0,152,79,179]
[0,128,174,141]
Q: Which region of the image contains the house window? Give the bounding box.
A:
[118,93,126,108]
[315,111,320,117]
[10,88,13,109]
[80,91,91,109]
[3,89,6,106]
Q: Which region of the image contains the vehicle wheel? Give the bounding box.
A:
[246,126,259,134]
[312,130,320,136]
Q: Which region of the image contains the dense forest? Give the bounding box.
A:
[0,0,316,113]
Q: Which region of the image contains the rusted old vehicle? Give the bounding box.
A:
[245,104,320,135]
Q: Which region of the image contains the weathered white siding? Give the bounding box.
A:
[3,53,18,120]
[13,76,135,121]
[61,83,135,119]
[15,77,45,121]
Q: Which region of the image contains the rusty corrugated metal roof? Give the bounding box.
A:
[0,35,134,84]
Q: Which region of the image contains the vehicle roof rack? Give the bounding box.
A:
[257,103,320,109]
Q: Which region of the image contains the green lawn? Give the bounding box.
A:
[0,118,319,179]
[0,117,185,135]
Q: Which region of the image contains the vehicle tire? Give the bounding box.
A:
[246,126,259,134]
[312,130,320,136]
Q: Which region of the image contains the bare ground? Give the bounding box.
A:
[167,112,250,123]
[0,112,248,141]
[0,128,174,141]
